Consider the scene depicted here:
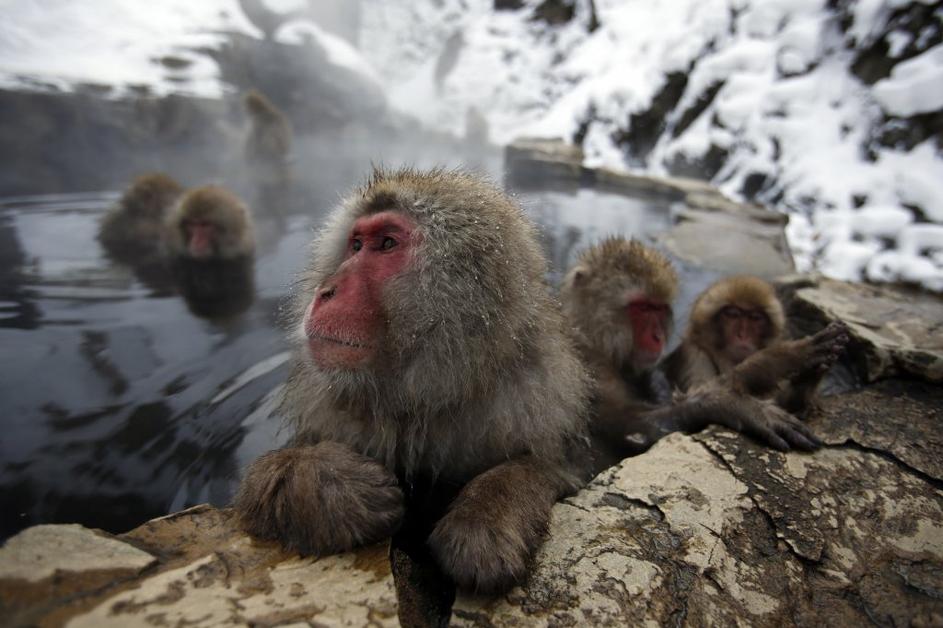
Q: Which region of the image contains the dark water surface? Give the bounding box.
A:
[0,162,720,539]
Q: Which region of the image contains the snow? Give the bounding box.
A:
[360,0,943,291]
[276,19,381,85]
[873,44,943,116]
[0,0,257,97]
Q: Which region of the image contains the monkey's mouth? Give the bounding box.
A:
[307,333,371,350]
[306,332,375,369]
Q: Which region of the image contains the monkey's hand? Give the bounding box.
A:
[797,321,849,378]
[428,458,558,593]
[233,442,404,556]
[734,401,823,452]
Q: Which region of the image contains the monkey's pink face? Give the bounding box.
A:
[303,211,417,370]
[718,305,770,364]
[184,219,216,259]
[627,297,671,370]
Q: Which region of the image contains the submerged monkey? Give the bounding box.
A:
[665,275,849,417]
[235,168,592,593]
[560,237,824,472]
[98,173,184,266]
[164,185,256,318]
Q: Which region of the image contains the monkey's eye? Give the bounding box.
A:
[746,311,766,323]
[720,306,742,320]
[351,238,363,252]
[381,236,398,250]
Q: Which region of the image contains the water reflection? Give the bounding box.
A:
[0,163,721,540]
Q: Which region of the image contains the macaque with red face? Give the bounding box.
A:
[234,168,590,594]
[164,186,255,261]
[665,275,849,417]
[561,239,822,473]
[98,173,184,265]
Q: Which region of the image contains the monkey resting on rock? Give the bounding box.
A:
[664,275,849,418]
[560,238,830,474]
[234,167,593,593]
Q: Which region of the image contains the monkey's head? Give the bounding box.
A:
[121,173,183,218]
[244,89,279,119]
[561,237,678,374]
[688,275,785,365]
[165,186,255,261]
[293,167,553,413]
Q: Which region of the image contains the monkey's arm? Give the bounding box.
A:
[639,387,822,452]
[730,322,849,397]
[233,441,404,556]
[427,456,566,593]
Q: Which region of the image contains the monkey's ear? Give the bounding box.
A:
[568,266,588,287]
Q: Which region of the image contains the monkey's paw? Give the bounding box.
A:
[233,442,404,556]
[741,403,823,452]
[428,476,550,593]
[805,322,850,374]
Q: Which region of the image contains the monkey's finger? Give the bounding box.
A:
[744,420,790,451]
[777,413,824,447]
[776,424,819,451]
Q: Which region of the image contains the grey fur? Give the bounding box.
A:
[236,168,592,590]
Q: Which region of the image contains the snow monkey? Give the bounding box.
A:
[164,185,256,262]
[244,89,292,182]
[560,238,823,472]
[664,275,849,417]
[98,172,184,264]
[234,168,592,593]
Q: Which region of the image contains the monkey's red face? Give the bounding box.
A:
[718,305,770,364]
[184,219,216,259]
[627,297,671,370]
[303,211,417,370]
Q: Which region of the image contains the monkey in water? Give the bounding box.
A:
[664,275,848,417]
[164,185,255,262]
[98,172,183,265]
[560,238,823,473]
[234,168,591,593]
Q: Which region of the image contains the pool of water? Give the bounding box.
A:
[0,163,722,539]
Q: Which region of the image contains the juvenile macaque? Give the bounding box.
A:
[98,173,183,264]
[164,186,255,261]
[665,276,848,416]
[560,238,821,472]
[234,168,591,593]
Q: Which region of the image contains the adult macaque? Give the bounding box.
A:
[163,186,256,318]
[234,168,590,592]
[98,173,183,264]
[560,238,822,472]
[164,186,255,262]
[244,89,291,182]
[664,276,849,416]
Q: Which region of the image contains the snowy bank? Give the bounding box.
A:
[361,0,943,292]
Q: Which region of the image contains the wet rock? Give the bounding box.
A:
[0,89,234,196]
[659,203,794,277]
[779,275,943,382]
